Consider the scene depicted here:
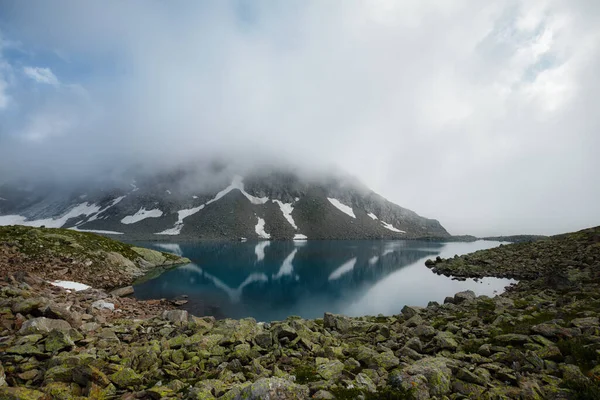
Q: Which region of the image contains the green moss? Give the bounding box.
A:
[292,365,319,384]
[557,338,599,373]
[330,387,414,399]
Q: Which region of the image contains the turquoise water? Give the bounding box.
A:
[133,240,515,322]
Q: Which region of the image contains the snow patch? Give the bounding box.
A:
[381,221,405,233]
[368,256,379,265]
[0,202,101,228]
[86,195,126,222]
[255,241,270,262]
[206,176,268,206]
[327,198,356,218]
[192,195,198,199]
[367,212,378,220]
[155,205,204,235]
[328,258,358,281]
[273,249,297,279]
[166,190,172,195]
[121,207,163,224]
[255,217,271,239]
[50,280,91,291]
[294,234,308,240]
[273,200,297,229]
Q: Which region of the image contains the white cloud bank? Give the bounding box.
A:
[0,0,599,236]
[23,66,59,85]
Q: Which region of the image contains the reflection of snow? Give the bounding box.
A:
[255,241,270,262]
[272,249,297,279]
[180,264,268,303]
[328,257,357,281]
[155,243,183,256]
[368,256,379,265]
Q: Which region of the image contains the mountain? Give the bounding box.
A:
[0,168,449,240]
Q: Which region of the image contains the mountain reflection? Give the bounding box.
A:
[133,240,443,321]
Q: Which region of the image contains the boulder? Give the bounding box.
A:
[110,286,135,297]
[316,360,344,380]
[454,290,476,304]
[433,331,458,350]
[401,305,424,318]
[162,309,189,324]
[45,330,75,352]
[11,297,49,314]
[404,357,453,397]
[0,387,47,400]
[323,313,351,332]
[231,377,309,400]
[19,317,71,335]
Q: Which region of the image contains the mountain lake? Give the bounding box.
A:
[132,240,516,322]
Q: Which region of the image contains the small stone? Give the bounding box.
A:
[110,367,142,388]
[91,300,115,311]
[434,331,458,350]
[312,390,335,399]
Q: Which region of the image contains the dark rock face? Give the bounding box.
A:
[0,169,449,240]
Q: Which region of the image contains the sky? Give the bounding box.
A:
[0,0,599,236]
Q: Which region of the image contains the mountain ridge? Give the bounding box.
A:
[0,169,449,240]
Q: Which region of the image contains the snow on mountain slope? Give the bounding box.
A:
[0,169,449,240]
[327,198,356,218]
[121,207,163,224]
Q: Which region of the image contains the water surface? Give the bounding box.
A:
[133,240,515,321]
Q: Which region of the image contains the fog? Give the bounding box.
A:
[0,1,599,236]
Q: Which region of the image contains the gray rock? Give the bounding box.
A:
[232,377,309,400]
[323,312,351,332]
[110,286,135,297]
[412,325,436,340]
[454,290,476,304]
[19,317,72,335]
[434,331,458,350]
[162,309,189,324]
[401,305,424,318]
[404,357,453,397]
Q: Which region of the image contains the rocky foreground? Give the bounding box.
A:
[0,227,599,399]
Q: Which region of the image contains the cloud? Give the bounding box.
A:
[23,66,59,85]
[0,0,599,236]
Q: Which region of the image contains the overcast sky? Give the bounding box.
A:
[0,0,599,236]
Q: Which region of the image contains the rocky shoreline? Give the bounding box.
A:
[1,226,599,399]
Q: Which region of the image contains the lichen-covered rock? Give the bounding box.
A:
[19,317,71,335]
[231,377,309,400]
[109,367,142,388]
[316,359,344,380]
[0,387,48,400]
[433,331,458,351]
[11,297,49,315]
[45,330,75,353]
[404,357,452,397]
[162,309,189,324]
